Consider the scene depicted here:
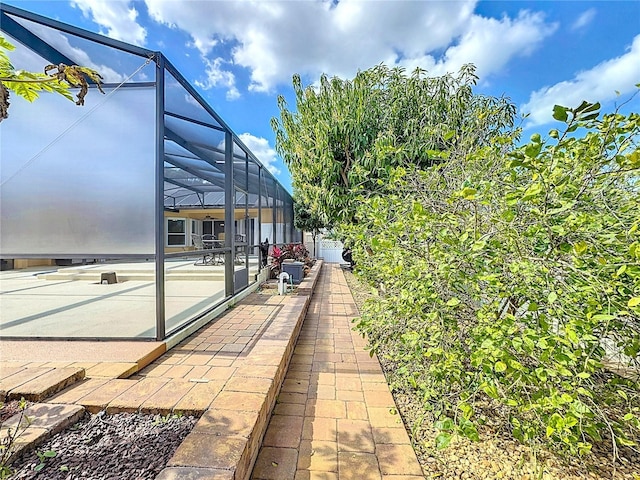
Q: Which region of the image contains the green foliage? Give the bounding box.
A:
[294,199,327,256]
[34,449,56,473]
[278,61,640,460]
[152,412,183,426]
[0,36,103,122]
[294,199,327,235]
[272,64,516,223]
[350,99,640,457]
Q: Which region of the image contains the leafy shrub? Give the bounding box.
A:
[274,61,640,459]
[269,243,314,277]
[350,100,640,457]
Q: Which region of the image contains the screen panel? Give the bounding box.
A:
[0,85,156,256]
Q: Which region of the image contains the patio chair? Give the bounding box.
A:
[202,234,215,246]
[192,234,214,266]
[191,233,204,250]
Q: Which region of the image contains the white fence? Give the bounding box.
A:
[318,239,344,263]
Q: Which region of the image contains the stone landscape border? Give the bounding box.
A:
[156,260,323,480]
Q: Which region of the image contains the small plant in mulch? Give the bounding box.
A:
[8,411,197,480]
[0,398,32,479]
[34,449,57,473]
[152,412,183,426]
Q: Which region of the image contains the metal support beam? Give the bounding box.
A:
[273,184,278,246]
[224,130,234,297]
[258,166,263,269]
[0,11,76,66]
[155,53,166,341]
[244,155,250,268]
[1,4,155,58]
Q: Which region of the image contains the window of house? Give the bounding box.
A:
[167,218,186,246]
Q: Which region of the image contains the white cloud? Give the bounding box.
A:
[71,0,147,46]
[184,94,200,108]
[194,57,240,101]
[400,10,557,79]
[237,133,281,176]
[451,11,556,76]
[521,34,640,127]
[571,8,596,31]
[143,0,556,94]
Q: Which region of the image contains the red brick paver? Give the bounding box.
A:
[4,262,418,479]
[251,265,423,480]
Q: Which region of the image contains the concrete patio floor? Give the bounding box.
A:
[0,259,258,338]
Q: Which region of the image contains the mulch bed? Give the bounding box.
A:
[7,410,197,480]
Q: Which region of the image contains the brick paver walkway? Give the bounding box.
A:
[251,264,424,480]
[50,293,289,415]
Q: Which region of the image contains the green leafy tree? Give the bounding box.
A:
[276,62,640,462]
[272,64,516,224]
[0,36,103,122]
[294,199,327,257]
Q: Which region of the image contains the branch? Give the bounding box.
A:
[0,77,57,83]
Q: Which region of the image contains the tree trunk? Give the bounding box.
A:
[312,231,317,257]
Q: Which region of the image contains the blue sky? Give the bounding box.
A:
[4,0,640,193]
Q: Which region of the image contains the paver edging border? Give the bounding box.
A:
[156,262,324,480]
[296,259,323,296]
[0,403,85,465]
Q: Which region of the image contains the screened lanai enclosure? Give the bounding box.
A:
[0,4,299,340]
